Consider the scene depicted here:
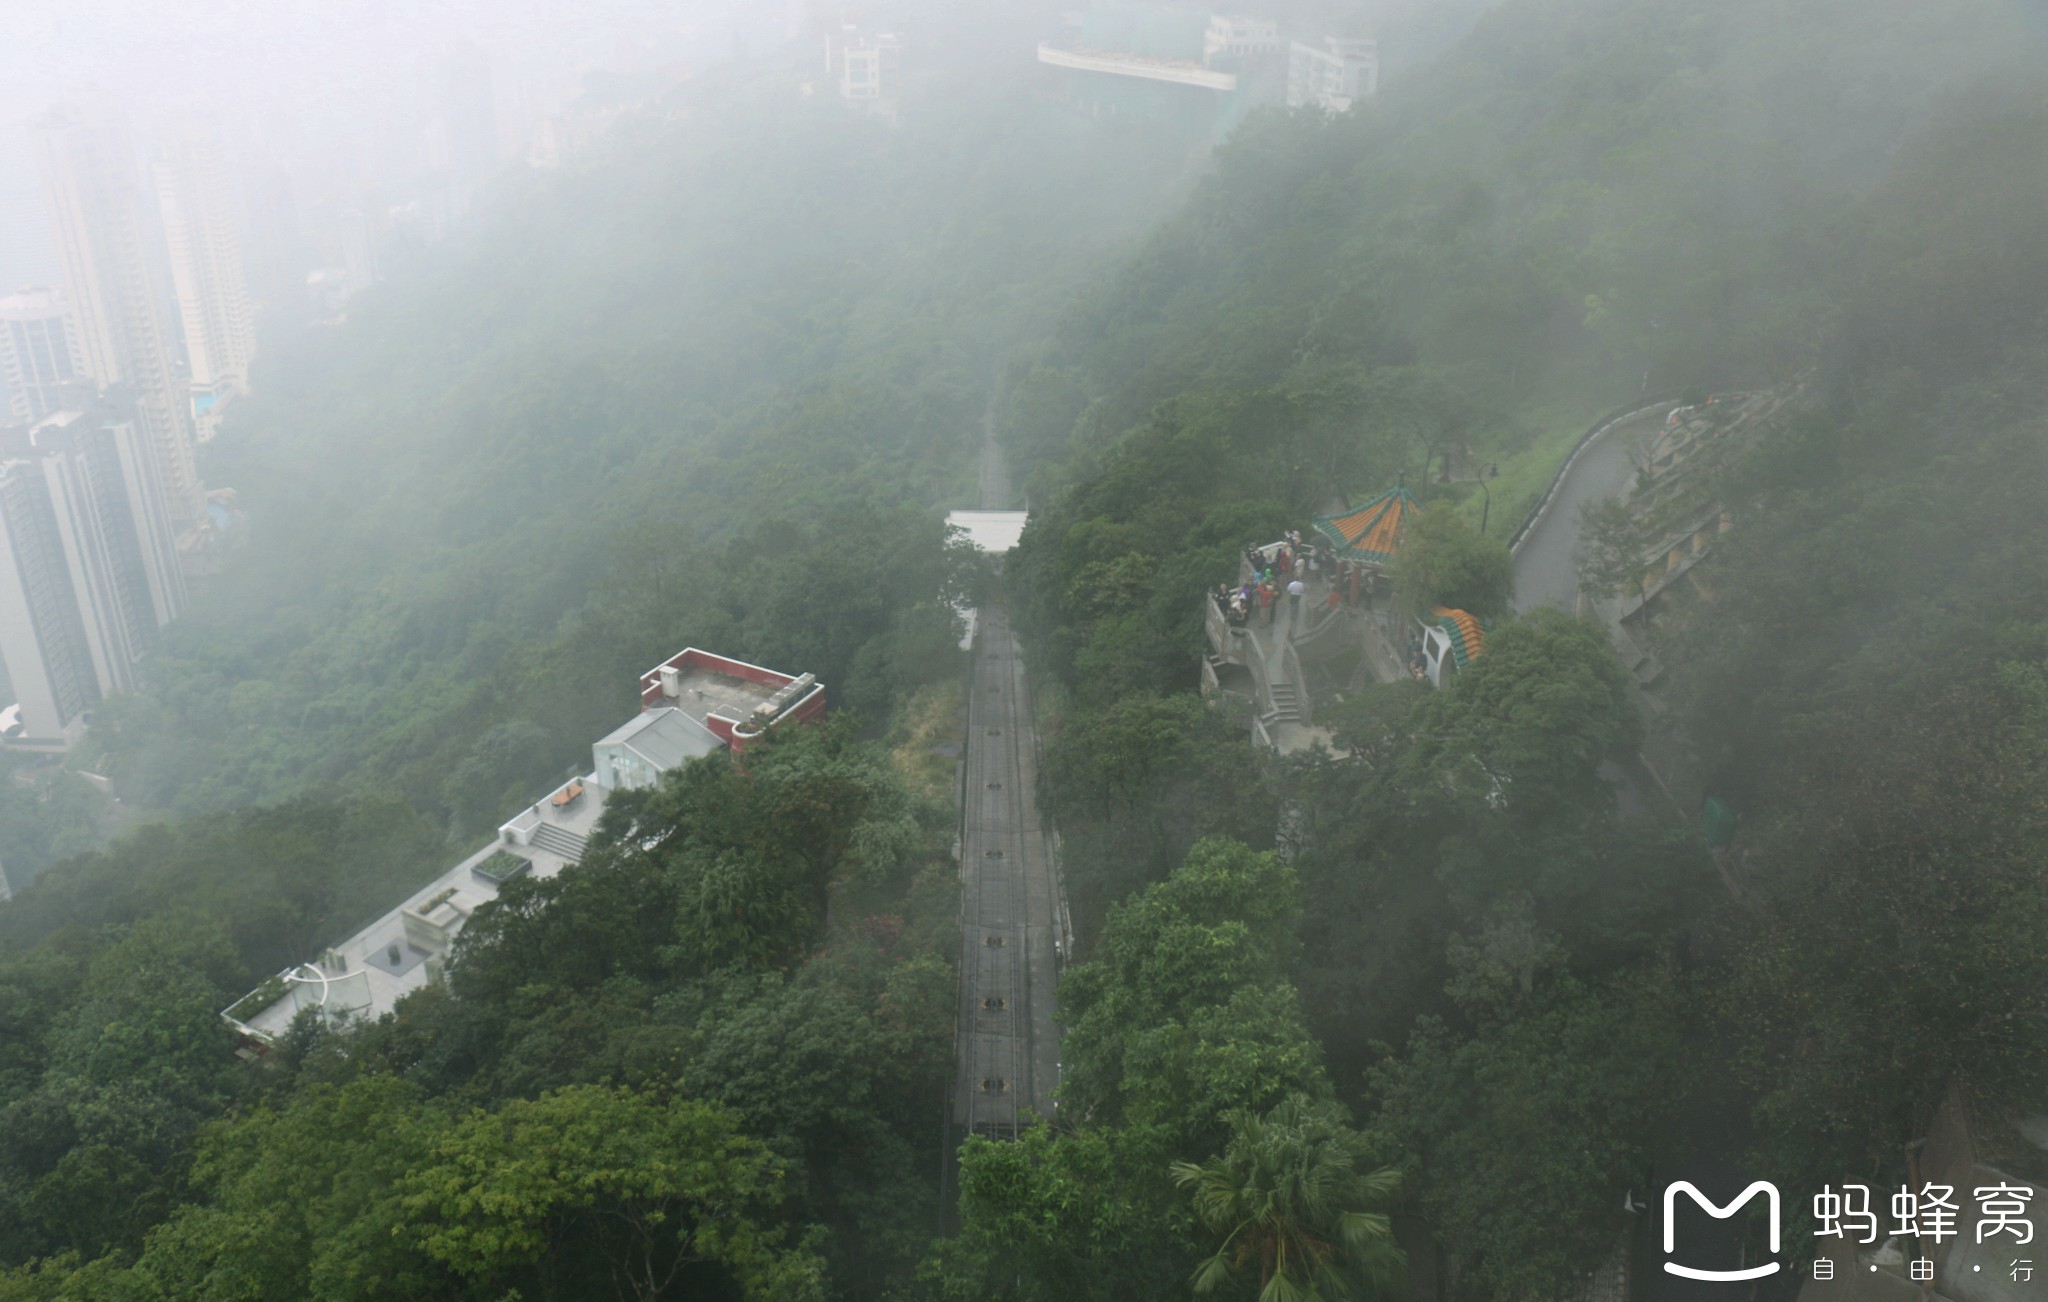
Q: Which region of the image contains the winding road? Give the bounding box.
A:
[1508,401,1680,820]
[1511,404,1674,614]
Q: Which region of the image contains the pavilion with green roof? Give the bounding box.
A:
[1312,482,1423,569]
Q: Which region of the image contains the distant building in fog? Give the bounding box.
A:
[155,130,258,442]
[0,288,80,425]
[34,110,204,530]
[1205,14,1283,62]
[1288,37,1379,111]
[831,29,903,110]
[842,41,883,98]
[0,403,185,751]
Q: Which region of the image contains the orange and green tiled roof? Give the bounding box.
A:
[1313,484,1423,565]
[1427,607,1488,668]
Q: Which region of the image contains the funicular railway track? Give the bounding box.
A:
[951,597,1063,1143]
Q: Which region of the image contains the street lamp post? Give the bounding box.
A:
[1478,479,1491,535]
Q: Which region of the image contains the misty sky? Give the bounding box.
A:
[0,0,796,287]
[1,0,796,118]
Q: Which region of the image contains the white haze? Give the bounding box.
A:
[0,0,796,287]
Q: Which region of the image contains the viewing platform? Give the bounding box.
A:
[1035,42,1238,91]
[1203,518,1428,754]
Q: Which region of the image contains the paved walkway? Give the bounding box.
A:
[952,598,1064,1137]
[1508,404,1683,818]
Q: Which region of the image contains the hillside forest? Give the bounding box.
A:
[4,1,2048,1299]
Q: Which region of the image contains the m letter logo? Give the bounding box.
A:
[1663,1181,1782,1281]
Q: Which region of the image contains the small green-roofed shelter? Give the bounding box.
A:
[1417,606,1489,689]
[1424,607,1489,669]
[1313,483,1423,568]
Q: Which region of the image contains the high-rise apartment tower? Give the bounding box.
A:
[156,130,257,442]
[34,109,204,528]
[0,404,184,750]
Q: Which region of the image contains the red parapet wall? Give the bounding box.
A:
[728,684,828,754]
[785,686,828,726]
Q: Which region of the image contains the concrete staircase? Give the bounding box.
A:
[528,823,589,864]
[1265,682,1302,728]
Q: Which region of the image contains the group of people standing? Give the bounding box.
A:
[1217,530,1378,633]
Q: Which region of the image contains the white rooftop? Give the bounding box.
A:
[947,509,1029,554]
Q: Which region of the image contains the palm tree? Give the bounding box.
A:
[1171,1094,1405,1302]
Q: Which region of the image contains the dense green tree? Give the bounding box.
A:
[1171,1094,1404,1302]
[0,799,446,968]
[1285,607,1697,1098]
[1573,497,1653,606]
[1389,510,1513,621]
[0,919,245,1265]
[667,958,954,1284]
[924,841,1339,1299]
[1369,945,1686,1302]
[110,1076,450,1302]
[1058,838,1324,1146]
[400,1087,825,1302]
[1040,693,1278,933]
[1395,607,1638,823]
[919,1125,1194,1302]
[1723,635,2048,1196]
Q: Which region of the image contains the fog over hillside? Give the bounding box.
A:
[1,3,2045,1300]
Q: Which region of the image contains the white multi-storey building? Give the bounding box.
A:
[221,649,827,1045]
[0,288,79,425]
[834,30,902,105]
[1204,14,1283,63]
[1288,36,1380,111]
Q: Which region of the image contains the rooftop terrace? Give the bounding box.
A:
[226,773,609,1044]
[639,648,825,749]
